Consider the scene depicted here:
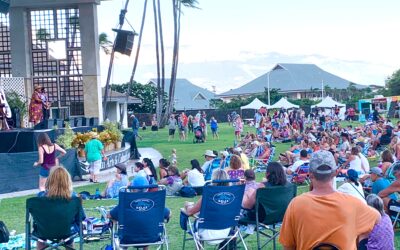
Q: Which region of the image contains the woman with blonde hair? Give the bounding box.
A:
[37,166,85,250]
[34,132,66,191]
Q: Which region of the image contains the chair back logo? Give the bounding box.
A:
[130,199,154,212]
[213,192,235,205]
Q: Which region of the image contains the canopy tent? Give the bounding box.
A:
[311,96,345,108]
[240,98,269,110]
[269,97,299,109]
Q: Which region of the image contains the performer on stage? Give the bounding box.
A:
[29,85,43,125]
[0,85,11,130]
[41,87,50,120]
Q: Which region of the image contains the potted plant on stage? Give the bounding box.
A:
[99,130,114,152]
[56,122,75,150]
[102,121,123,150]
[71,132,91,157]
[5,90,27,128]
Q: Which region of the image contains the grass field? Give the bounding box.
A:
[0,123,399,249]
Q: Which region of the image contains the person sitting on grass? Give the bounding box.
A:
[337,169,366,203]
[158,166,183,196]
[358,194,395,250]
[37,166,85,250]
[241,169,260,210]
[181,159,205,187]
[158,158,170,180]
[226,154,245,180]
[102,163,129,198]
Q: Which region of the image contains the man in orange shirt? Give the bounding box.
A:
[279,150,380,250]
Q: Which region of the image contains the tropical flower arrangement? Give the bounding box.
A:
[71,132,92,148]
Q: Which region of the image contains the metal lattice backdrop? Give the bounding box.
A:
[0,13,11,77]
[1,77,29,127]
[30,8,84,116]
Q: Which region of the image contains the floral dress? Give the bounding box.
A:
[29,90,43,123]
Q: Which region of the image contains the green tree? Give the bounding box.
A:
[36,28,50,41]
[99,32,113,55]
[111,82,166,113]
[386,69,400,95]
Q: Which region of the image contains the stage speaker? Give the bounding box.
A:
[113,29,136,56]
[56,119,64,128]
[82,117,90,126]
[89,117,99,127]
[74,117,83,127]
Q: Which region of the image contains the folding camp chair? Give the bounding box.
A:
[180,180,247,250]
[204,158,222,181]
[291,163,310,184]
[111,185,168,250]
[239,183,297,250]
[252,147,275,172]
[389,205,400,228]
[25,196,84,250]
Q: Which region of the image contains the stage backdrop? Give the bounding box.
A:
[0,149,80,194]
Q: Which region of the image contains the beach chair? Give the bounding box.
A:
[111,185,168,249]
[389,205,400,228]
[240,183,297,250]
[180,180,247,250]
[203,158,221,181]
[291,162,310,184]
[25,196,84,250]
[252,147,276,172]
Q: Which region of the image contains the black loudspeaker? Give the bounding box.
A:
[74,117,83,127]
[113,29,136,56]
[89,117,99,126]
[82,117,90,126]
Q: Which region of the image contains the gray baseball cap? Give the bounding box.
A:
[309,150,337,174]
[369,167,383,176]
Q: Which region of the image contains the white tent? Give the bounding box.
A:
[269,97,299,109]
[240,98,269,110]
[311,96,345,108]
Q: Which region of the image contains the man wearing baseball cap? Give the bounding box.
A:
[280,150,379,250]
[369,167,396,200]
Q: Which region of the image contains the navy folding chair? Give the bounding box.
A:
[181,180,247,250]
[112,185,168,249]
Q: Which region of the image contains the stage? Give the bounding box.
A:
[0,126,102,153]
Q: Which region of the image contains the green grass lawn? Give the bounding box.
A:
[0,123,399,249]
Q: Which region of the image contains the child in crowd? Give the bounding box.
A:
[170,148,177,166]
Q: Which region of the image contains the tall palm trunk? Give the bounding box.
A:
[153,0,163,125]
[157,0,167,126]
[165,0,181,119]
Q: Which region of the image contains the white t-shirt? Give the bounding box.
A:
[199,228,231,245]
[288,159,309,173]
[338,182,366,203]
[359,153,370,174]
[201,160,214,172]
[187,169,205,187]
[349,156,363,173]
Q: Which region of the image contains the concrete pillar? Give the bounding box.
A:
[9,7,32,98]
[79,3,103,121]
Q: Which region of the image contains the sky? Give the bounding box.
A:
[97,0,400,93]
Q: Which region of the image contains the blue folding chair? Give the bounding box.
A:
[111,185,168,249]
[180,180,247,250]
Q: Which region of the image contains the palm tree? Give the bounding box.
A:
[153,0,163,125]
[99,32,113,55]
[165,0,199,118]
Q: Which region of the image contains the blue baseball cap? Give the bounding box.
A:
[131,175,149,187]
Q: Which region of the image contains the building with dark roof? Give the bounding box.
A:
[219,63,365,102]
[148,78,215,111]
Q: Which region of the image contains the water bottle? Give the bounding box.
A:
[95,188,100,199]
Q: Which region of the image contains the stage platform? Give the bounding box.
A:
[0,126,102,153]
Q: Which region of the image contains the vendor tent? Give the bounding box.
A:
[311,96,345,108]
[269,97,299,109]
[240,98,269,110]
